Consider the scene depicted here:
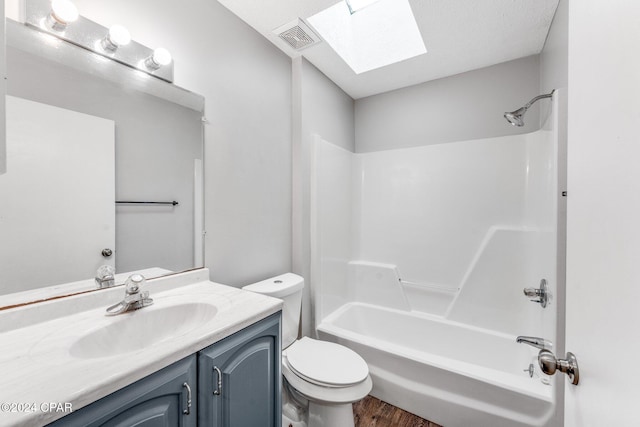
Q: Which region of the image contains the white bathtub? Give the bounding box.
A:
[317,303,555,427]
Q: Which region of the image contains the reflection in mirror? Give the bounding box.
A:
[0,0,5,175]
[0,20,205,306]
[1,96,115,292]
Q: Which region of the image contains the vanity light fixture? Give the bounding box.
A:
[145,47,172,70]
[25,0,175,82]
[345,0,381,14]
[101,24,131,52]
[47,0,78,31]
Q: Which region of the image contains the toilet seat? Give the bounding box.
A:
[285,337,369,387]
[281,337,372,405]
[282,356,373,405]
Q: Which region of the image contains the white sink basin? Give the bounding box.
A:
[68,302,218,359]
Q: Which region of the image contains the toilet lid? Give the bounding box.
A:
[285,337,369,387]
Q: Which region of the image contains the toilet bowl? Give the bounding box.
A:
[243,274,372,427]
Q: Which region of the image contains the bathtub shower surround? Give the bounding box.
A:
[311,108,558,427]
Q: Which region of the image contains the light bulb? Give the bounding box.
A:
[145,47,172,70]
[152,48,172,66]
[108,25,131,47]
[49,0,79,30]
[101,24,131,52]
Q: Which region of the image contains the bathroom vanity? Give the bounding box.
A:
[0,269,282,427]
[48,313,280,426]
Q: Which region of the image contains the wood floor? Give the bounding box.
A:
[353,396,442,427]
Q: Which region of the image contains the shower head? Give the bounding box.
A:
[504,90,555,127]
[504,107,527,127]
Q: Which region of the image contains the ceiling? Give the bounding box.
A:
[216,0,560,99]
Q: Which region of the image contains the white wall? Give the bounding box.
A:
[565,1,640,425]
[293,58,355,336]
[5,0,294,287]
[355,55,541,152]
[538,2,568,426]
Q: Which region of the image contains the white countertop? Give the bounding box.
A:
[0,269,282,426]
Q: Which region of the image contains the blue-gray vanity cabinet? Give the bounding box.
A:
[47,354,197,427]
[46,313,280,427]
[198,312,282,427]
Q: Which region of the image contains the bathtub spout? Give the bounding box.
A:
[516,336,552,350]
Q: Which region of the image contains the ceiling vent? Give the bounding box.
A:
[274,19,321,51]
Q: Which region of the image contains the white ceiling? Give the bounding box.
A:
[216,0,560,99]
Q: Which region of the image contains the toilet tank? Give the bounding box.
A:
[242,273,304,349]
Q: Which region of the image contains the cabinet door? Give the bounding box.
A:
[48,355,197,427]
[198,312,281,427]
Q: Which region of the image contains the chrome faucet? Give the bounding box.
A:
[105,274,153,316]
[95,265,115,289]
[516,336,553,350]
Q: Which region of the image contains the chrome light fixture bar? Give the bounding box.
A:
[25,0,174,82]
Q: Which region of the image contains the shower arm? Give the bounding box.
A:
[522,90,555,111]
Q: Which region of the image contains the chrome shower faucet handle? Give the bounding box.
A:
[523,279,549,308]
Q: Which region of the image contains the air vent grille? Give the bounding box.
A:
[274,19,321,51]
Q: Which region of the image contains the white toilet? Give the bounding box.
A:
[243,273,372,427]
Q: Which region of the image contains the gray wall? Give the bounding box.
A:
[0,0,5,175]
[355,55,541,152]
[198,1,293,287]
[540,0,568,95]
[292,57,355,336]
[6,0,294,293]
[6,46,203,275]
[300,58,355,152]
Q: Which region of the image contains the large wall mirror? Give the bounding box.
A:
[0,18,205,307]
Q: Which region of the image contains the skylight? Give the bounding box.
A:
[307,0,427,75]
[345,0,381,14]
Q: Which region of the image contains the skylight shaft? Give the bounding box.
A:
[308,0,427,74]
[345,0,382,14]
